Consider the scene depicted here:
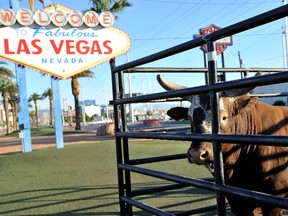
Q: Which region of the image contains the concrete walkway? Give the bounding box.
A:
[0,127,114,154]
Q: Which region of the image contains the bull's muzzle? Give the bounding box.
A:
[187,147,210,164]
[187,142,215,174]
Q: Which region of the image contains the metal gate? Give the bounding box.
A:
[110,4,288,216]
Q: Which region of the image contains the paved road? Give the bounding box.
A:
[0,129,114,154]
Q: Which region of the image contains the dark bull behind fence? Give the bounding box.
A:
[157,74,288,216]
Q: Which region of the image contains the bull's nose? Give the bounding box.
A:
[200,150,209,160]
[187,148,210,164]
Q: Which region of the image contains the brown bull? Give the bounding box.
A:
[157,74,288,216]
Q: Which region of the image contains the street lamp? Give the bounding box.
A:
[127,72,134,123]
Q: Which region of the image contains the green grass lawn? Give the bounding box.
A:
[4,127,86,137]
[165,120,190,125]
[0,140,218,215]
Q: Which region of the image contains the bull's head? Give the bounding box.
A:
[157,74,260,174]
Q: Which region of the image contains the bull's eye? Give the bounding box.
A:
[222,116,228,121]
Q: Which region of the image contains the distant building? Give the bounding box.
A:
[79,100,96,106]
[84,105,101,117]
[78,99,100,117]
[124,93,142,98]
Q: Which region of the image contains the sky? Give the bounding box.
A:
[0,0,287,110]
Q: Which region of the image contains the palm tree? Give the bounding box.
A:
[29,110,36,128]
[8,83,18,131]
[69,1,131,131]
[0,63,14,82]
[0,66,14,134]
[0,67,15,84]
[28,93,42,127]
[71,70,94,130]
[73,0,131,131]
[0,80,12,134]
[42,88,54,127]
[89,0,132,19]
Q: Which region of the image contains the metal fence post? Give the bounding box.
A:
[118,68,133,215]
[206,40,227,216]
[110,58,126,215]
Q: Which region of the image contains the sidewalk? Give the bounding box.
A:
[0,123,157,155]
[0,129,114,155]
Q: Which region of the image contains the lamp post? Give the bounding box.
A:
[127,73,134,123]
[127,53,134,123]
[283,0,288,68]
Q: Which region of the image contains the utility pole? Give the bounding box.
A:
[127,53,134,123]
[238,51,247,78]
[283,0,288,68]
[282,0,288,106]
[105,98,109,123]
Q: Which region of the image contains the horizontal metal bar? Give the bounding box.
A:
[119,163,215,191]
[113,5,288,73]
[216,184,288,210]
[113,37,204,73]
[206,4,288,42]
[113,72,288,104]
[131,125,191,133]
[121,196,175,216]
[125,67,288,74]
[130,153,187,165]
[116,132,288,147]
[119,164,288,209]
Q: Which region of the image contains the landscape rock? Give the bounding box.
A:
[96,123,115,136]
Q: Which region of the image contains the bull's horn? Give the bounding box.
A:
[157,74,192,102]
[222,71,263,97]
[157,74,187,90]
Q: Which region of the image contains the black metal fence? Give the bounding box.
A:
[110,4,288,216]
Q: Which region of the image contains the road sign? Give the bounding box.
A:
[193,24,233,55]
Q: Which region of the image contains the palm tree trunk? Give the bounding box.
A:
[74,94,81,130]
[49,97,54,127]
[35,102,39,127]
[15,103,18,130]
[3,92,10,134]
[11,102,18,131]
[29,111,35,128]
[71,77,81,130]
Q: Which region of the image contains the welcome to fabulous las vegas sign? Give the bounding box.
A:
[0,4,130,79]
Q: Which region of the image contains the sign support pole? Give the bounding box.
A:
[18,65,32,152]
[42,0,64,149]
[51,78,64,148]
[11,0,32,153]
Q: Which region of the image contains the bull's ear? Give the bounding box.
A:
[221,71,263,97]
[234,96,258,114]
[167,107,189,121]
[221,87,255,97]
